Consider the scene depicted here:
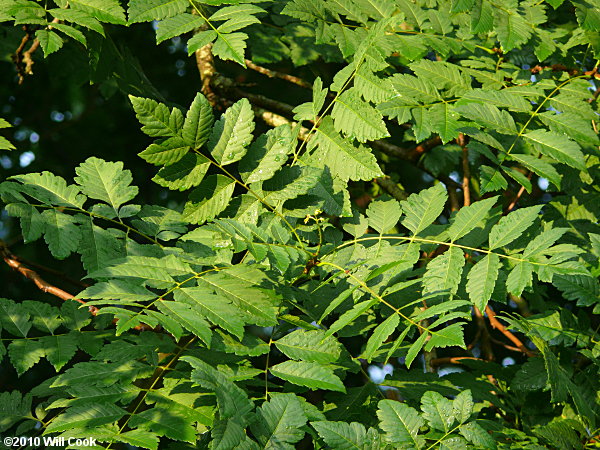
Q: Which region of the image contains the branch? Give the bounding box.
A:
[244,60,312,89]
[458,133,471,206]
[374,177,408,201]
[0,239,97,314]
[430,356,482,366]
[485,306,536,357]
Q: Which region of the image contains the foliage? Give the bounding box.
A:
[1,0,600,448]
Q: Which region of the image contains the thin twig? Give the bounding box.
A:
[245,60,312,89]
[458,133,471,207]
[430,356,482,366]
[374,177,408,201]
[485,306,535,357]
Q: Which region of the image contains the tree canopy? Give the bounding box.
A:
[1,0,600,448]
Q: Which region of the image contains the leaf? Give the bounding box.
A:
[5,203,44,243]
[175,288,245,339]
[507,153,561,189]
[312,421,381,450]
[275,329,341,364]
[182,174,236,224]
[128,0,187,23]
[156,300,212,345]
[35,30,64,58]
[69,0,126,24]
[364,314,400,361]
[495,9,532,51]
[182,92,214,149]
[459,422,497,449]
[0,391,32,433]
[138,137,190,166]
[421,391,454,432]
[187,30,218,54]
[423,246,465,296]
[488,205,543,250]
[250,393,307,448]
[48,8,105,35]
[405,331,427,368]
[152,152,211,191]
[454,103,517,134]
[129,96,183,138]
[208,98,255,165]
[309,117,383,181]
[197,266,278,326]
[8,340,44,375]
[41,334,78,371]
[52,23,87,46]
[479,165,507,194]
[452,390,473,424]
[88,255,191,284]
[538,111,600,145]
[367,198,402,234]
[239,125,293,183]
[331,90,390,142]
[269,361,345,392]
[113,430,160,450]
[466,253,500,312]
[447,197,497,241]
[78,216,124,273]
[505,262,533,296]
[41,210,80,259]
[10,171,86,208]
[325,299,378,338]
[523,129,586,170]
[156,13,203,43]
[401,184,447,235]
[75,157,138,213]
[428,103,461,143]
[459,89,532,112]
[212,31,248,65]
[377,400,425,449]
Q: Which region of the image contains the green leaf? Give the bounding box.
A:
[455,103,517,134]
[5,203,44,243]
[41,334,78,371]
[0,391,32,433]
[88,254,191,284]
[479,165,507,194]
[197,266,278,326]
[312,421,382,449]
[239,125,293,183]
[138,137,190,166]
[452,390,473,424]
[182,92,214,149]
[275,329,341,364]
[208,98,255,165]
[212,31,248,65]
[364,314,400,361]
[367,198,402,234]
[447,196,497,241]
[325,299,378,338]
[495,9,531,51]
[182,174,236,224]
[128,0,187,23]
[69,0,126,24]
[505,262,533,296]
[156,300,212,345]
[377,400,425,449]
[269,361,345,392]
[75,157,138,213]
[523,129,586,170]
[129,96,183,138]
[41,210,80,259]
[152,152,211,191]
[8,339,45,375]
[488,205,542,250]
[421,391,454,432]
[175,288,245,339]
[423,246,465,296]
[507,153,561,189]
[428,103,461,144]
[401,184,447,235]
[466,253,500,312]
[250,393,307,447]
[10,171,86,208]
[156,13,203,43]
[405,331,427,368]
[459,422,497,449]
[35,29,64,58]
[459,89,532,112]
[309,117,383,181]
[331,90,389,143]
[52,23,87,46]
[48,8,105,35]
[113,430,159,450]
[78,216,124,273]
[187,30,218,54]
[538,111,600,145]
